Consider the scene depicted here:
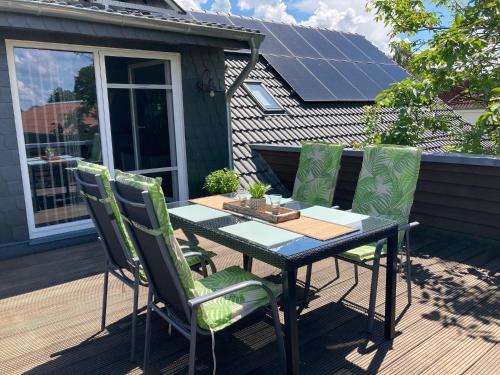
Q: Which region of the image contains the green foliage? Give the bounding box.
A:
[365,0,500,154]
[363,79,451,146]
[248,182,271,199]
[47,87,75,103]
[203,169,240,195]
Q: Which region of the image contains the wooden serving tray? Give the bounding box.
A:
[223,201,300,224]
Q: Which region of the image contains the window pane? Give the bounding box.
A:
[105,56,168,85]
[108,88,175,171]
[245,82,282,111]
[14,48,101,228]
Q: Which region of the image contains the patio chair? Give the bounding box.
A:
[74,162,215,362]
[334,145,422,332]
[111,171,285,375]
[293,142,344,309]
[292,142,344,206]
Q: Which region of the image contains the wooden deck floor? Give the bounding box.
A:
[0,228,499,374]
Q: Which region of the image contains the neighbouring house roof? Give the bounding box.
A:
[439,86,486,110]
[21,101,97,136]
[225,53,466,187]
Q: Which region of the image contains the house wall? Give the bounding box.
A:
[0,28,230,246]
[253,145,500,242]
[456,109,485,125]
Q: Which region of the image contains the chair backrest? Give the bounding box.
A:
[352,144,422,228]
[74,161,136,270]
[111,171,194,323]
[292,142,344,207]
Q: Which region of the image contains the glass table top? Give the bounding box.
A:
[167,198,398,263]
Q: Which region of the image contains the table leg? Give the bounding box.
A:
[384,231,398,340]
[282,269,300,375]
[243,254,253,272]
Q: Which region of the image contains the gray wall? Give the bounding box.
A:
[0,28,230,245]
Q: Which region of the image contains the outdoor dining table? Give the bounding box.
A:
[167,199,399,375]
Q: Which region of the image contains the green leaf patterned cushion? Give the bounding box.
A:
[115,170,198,299]
[77,161,136,258]
[194,266,282,331]
[292,142,344,207]
[339,244,385,262]
[351,144,422,226]
[340,145,422,262]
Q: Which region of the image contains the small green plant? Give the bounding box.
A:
[203,168,240,195]
[248,182,271,199]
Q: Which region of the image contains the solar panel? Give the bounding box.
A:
[293,26,348,61]
[328,60,382,99]
[319,29,370,62]
[299,58,364,100]
[342,34,394,64]
[190,12,234,25]
[356,62,396,89]
[188,11,407,102]
[262,22,321,58]
[228,17,290,56]
[264,54,336,101]
[379,64,410,82]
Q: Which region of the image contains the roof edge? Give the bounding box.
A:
[1,0,265,46]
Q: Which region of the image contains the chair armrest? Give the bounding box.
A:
[399,221,420,232]
[188,280,275,308]
[183,251,217,274]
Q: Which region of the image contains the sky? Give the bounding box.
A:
[177,0,395,53]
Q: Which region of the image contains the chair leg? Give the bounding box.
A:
[406,245,412,305]
[354,264,359,286]
[367,255,381,333]
[188,309,198,375]
[269,300,286,375]
[334,257,340,279]
[130,277,139,362]
[101,265,109,332]
[143,289,153,375]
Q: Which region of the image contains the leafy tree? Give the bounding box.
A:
[47,87,75,103]
[74,65,97,117]
[365,0,500,154]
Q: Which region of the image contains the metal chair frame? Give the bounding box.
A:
[74,169,147,362]
[111,180,286,375]
[303,221,419,332]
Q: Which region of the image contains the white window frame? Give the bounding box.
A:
[243,80,285,114]
[6,40,189,239]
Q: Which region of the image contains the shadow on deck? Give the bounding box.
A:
[0,228,499,374]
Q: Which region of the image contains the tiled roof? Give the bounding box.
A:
[440,86,486,110]
[12,1,261,36]
[226,53,466,187]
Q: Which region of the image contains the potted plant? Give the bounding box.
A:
[43,147,58,160]
[248,182,271,211]
[203,168,240,195]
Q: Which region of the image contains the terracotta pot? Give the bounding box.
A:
[249,198,266,211]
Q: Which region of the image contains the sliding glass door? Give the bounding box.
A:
[102,55,180,200]
[7,42,187,238]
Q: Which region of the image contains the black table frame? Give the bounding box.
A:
[169,207,399,375]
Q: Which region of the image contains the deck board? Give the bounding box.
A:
[0,228,499,374]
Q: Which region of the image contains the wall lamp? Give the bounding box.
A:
[198,69,224,97]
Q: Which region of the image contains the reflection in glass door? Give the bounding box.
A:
[104,56,179,200]
[10,47,102,230]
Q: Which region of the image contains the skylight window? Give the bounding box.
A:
[244,81,284,113]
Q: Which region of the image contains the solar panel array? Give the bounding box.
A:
[189,11,409,102]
